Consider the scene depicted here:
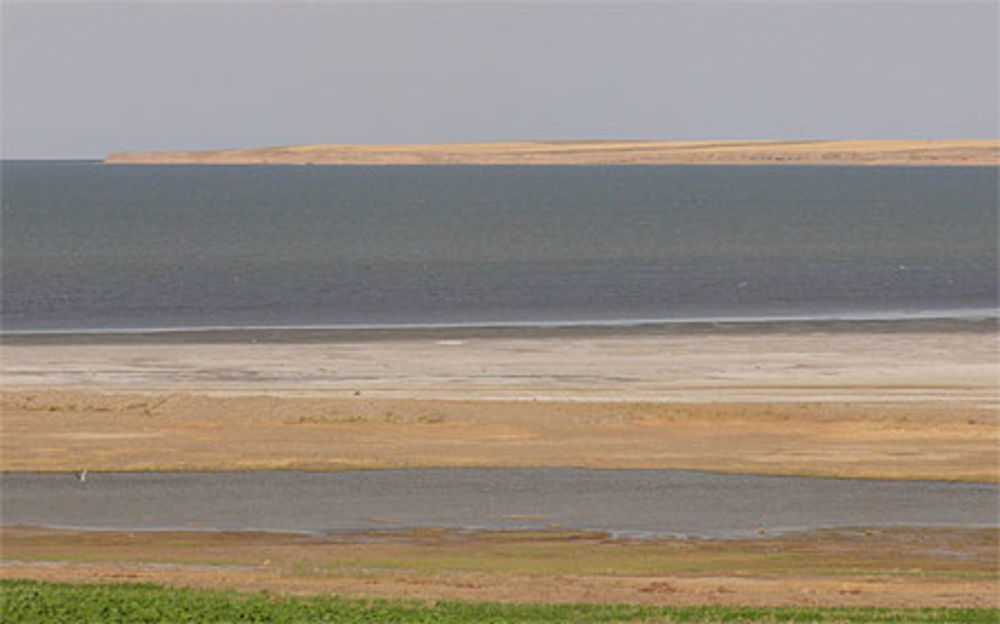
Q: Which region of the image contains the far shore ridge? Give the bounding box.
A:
[105,138,1000,166]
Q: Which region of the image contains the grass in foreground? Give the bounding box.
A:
[1,579,997,623]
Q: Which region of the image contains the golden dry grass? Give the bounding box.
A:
[2,391,997,481]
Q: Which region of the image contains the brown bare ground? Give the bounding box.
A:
[2,526,997,608]
[105,139,1000,166]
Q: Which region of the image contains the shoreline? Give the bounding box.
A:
[103,139,1000,166]
[3,320,996,481]
[3,321,997,608]
[6,462,999,484]
[2,315,995,346]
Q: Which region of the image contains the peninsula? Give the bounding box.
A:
[105,138,999,166]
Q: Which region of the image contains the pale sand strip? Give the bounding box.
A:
[2,325,997,403]
[105,138,1000,166]
[2,326,997,479]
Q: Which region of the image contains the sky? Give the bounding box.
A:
[2,1,997,159]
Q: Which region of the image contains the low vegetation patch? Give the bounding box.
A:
[2,579,997,623]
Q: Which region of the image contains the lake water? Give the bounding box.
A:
[2,162,996,332]
[1,469,996,539]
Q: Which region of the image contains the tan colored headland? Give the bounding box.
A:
[105,139,1000,166]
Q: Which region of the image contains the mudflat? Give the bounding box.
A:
[104,138,1000,166]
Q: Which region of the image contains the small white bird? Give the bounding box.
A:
[75,469,88,483]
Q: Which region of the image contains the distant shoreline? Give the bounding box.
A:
[105,139,1000,166]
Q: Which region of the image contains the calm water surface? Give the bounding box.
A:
[3,162,996,332]
[2,469,996,538]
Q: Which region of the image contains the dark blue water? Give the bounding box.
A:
[2,161,996,332]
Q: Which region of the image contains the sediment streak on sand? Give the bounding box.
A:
[104,139,1000,166]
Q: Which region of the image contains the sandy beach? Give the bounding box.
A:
[104,139,1000,166]
[2,321,997,480]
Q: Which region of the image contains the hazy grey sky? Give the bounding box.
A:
[2,1,997,159]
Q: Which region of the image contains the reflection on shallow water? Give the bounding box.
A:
[2,469,996,539]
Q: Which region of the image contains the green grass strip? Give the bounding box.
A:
[1,579,996,623]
